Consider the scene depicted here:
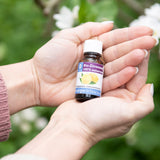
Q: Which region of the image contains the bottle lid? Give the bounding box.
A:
[83,39,103,54]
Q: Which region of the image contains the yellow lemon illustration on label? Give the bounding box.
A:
[81,74,92,84]
[89,73,99,83]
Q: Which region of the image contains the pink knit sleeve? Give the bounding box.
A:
[0,73,11,142]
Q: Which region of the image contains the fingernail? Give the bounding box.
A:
[150,28,154,36]
[143,49,149,58]
[152,36,159,46]
[135,67,139,74]
[101,21,114,24]
[150,83,154,96]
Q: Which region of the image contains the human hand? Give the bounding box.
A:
[17,79,154,160]
[16,51,154,160]
[42,54,154,160]
[0,22,155,114]
[16,27,156,159]
[32,22,155,107]
[52,81,154,146]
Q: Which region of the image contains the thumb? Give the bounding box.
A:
[72,21,114,44]
[132,84,154,121]
[136,84,154,106]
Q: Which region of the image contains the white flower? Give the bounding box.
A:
[51,30,59,37]
[129,3,160,46]
[12,114,21,125]
[53,5,79,29]
[145,3,160,21]
[130,15,160,38]
[130,15,160,44]
[35,117,48,130]
[20,108,38,122]
[19,122,32,133]
[72,5,79,19]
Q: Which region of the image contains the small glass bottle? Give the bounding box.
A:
[75,39,104,102]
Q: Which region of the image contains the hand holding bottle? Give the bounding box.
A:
[0,22,156,114]
[16,49,154,160]
[4,22,156,159]
[32,22,156,107]
[17,79,154,160]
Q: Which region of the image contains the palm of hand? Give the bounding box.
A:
[52,52,152,143]
[53,85,152,145]
[33,33,83,106]
[32,23,154,108]
[81,88,135,141]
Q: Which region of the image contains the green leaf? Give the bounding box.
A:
[89,81,96,85]
[95,0,118,22]
[79,0,96,23]
[79,0,118,23]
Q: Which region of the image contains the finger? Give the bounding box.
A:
[99,26,153,49]
[131,84,154,121]
[103,36,156,62]
[126,51,150,94]
[104,49,147,76]
[68,22,114,44]
[102,67,138,93]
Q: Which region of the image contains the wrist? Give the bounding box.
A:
[17,116,92,160]
[0,60,37,114]
[46,118,92,160]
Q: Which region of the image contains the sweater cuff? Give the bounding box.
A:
[0,73,11,142]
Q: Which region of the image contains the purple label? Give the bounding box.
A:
[78,62,103,74]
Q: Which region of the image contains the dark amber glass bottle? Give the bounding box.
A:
[75,40,104,102]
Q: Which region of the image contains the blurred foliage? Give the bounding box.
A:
[0,0,160,159]
[79,0,118,23]
[0,0,49,64]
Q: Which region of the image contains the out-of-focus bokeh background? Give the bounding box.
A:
[0,0,160,159]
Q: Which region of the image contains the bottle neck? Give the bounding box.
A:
[84,52,101,59]
[83,52,104,65]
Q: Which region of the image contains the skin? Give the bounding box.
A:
[33,22,155,107]
[0,22,154,159]
[16,84,154,160]
[0,22,156,114]
[16,53,154,159]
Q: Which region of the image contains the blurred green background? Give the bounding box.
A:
[0,0,160,159]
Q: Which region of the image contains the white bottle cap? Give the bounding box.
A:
[83,39,103,54]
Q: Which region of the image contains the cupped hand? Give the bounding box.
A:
[32,22,155,106]
[54,84,154,144]
[50,52,154,145]
[51,55,154,145]
[16,50,155,160]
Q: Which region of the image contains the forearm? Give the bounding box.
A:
[16,120,91,160]
[0,59,37,114]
